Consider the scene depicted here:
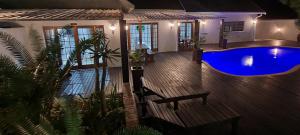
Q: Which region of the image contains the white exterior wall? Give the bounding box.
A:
[255,19,299,41]
[0,13,260,65]
[222,14,257,43]
[126,20,178,52]
[0,20,122,67]
[128,13,258,52]
[200,19,221,44]
[198,13,257,44]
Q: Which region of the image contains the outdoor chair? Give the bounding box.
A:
[141,77,210,109]
[146,100,241,135]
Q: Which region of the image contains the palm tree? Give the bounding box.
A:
[79,30,120,115]
[0,28,76,134]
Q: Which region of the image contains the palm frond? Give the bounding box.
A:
[114,126,162,135]
[0,31,33,66]
[62,99,82,135]
[16,116,57,135]
[29,27,44,54]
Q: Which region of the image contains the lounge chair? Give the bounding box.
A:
[147,100,241,135]
[141,77,210,109]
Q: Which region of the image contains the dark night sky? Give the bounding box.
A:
[252,0,298,19]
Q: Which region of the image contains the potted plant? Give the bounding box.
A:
[192,36,206,64]
[129,49,145,93]
[222,32,229,49]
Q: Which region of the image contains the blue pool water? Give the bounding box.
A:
[202,47,300,76]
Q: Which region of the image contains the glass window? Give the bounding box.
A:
[179,22,192,43]
[78,27,94,65]
[152,24,158,50]
[128,23,158,51]
[224,21,244,32]
[43,25,104,68]
[57,28,76,66]
[129,24,140,50]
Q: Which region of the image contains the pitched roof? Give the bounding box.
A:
[181,0,264,12]
[0,0,123,9]
[124,10,224,21]
[252,0,298,19]
[0,9,121,20]
[127,0,184,10]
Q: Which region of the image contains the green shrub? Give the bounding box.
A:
[114,126,162,135]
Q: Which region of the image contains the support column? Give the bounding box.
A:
[194,20,200,43]
[219,19,225,48]
[119,19,129,83]
[193,20,200,61]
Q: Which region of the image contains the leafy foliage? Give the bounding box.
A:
[129,49,145,67]
[15,98,83,135]
[79,30,120,116]
[114,126,162,135]
[0,31,33,66]
[0,27,126,135]
[0,28,76,134]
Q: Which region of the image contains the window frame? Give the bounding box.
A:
[127,23,159,52]
[178,22,193,44]
[223,21,245,32]
[43,25,104,69]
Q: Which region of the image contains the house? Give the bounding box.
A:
[0,0,265,69]
[254,0,300,41]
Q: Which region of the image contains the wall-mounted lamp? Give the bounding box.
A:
[252,19,257,24]
[110,24,116,34]
[276,28,282,33]
[169,23,175,29]
[200,20,206,25]
[125,25,129,30]
[177,22,181,26]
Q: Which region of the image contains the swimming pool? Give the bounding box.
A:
[202,47,300,76]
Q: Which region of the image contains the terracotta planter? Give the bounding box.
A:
[131,66,144,93]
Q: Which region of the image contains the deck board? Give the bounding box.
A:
[61,67,123,97]
[144,48,300,135]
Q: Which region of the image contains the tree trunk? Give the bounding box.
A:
[94,52,100,93]
[100,56,107,115]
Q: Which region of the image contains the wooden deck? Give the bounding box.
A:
[143,40,300,135]
[61,67,123,97]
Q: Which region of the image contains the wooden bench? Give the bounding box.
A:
[147,100,241,135]
[141,77,210,109]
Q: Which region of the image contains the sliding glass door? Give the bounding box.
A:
[178,22,193,44]
[128,23,158,51]
[44,25,104,68]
